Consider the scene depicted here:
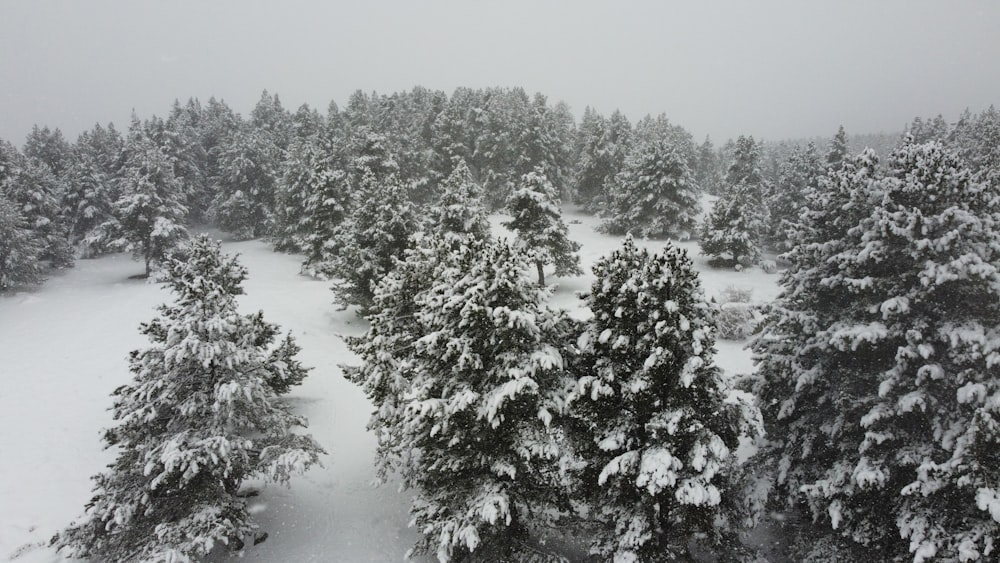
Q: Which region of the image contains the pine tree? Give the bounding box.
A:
[299,149,351,275]
[601,137,701,240]
[102,136,189,277]
[163,99,211,223]
[211,127,280,240]
[694,136,723,195]
[826,125,849,172]
[348,238,575,561]
[765,142,823,251]
[4,158,74,268]
[575,109,634,214]
[54,236,322,562]
[327,171,418,311]
[63,149,115,251]
[504,169,582,286]
[23,125,73,176]
[700,136,768,268]
[0,194,43,290]
[427,158,490,244]
[750,140,1000,560]
[699,180,766,268]
[568,236,761,561]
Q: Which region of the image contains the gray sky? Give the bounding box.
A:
[2,1,998,145]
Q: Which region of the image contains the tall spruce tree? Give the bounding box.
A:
[826,125,849,172]
[0,194,44,290]
[568,236,761,561]
[211,127,280,240]
[504,168,582,286]
[600,137,700,240]
[327,171,418,311]
[750,140,1000,561]
[427,159,491,244]
[765,142,824,251]
[101,136,189,276]
[348,238,575,561]
[700,136,768,267]
[54,236,323,562]
[5,158,74,268]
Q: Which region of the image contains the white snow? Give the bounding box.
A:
[0,204,780,561]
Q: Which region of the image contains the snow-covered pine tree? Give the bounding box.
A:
[587,110,634,214]
[300,161,351,276]
[211,126,281,240]
[741,148,884,558]
[23,124,73,176]
[101,135,189,277]
[765,142,823,251]
[694,135,723,196]
[3,157,74,268]
[63,149,115,252]
[504,168,582,286]
[343,235,460,487]
[699,180,766,268]
[0,194,44,290]
[163,99,212,223]
[751,139,1000,561]
[327,171,418,312]
[275,132,348,256]
[826,125,849,172]
[352,237,574,561]
[600,137,701,240]
[568,236,761,561]
[699,135,768,268]
[427,158,491,244]
[54,235,322,563]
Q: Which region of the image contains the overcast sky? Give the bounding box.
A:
[2,1,998,145]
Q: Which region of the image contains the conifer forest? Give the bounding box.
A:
[2,3,1000,563]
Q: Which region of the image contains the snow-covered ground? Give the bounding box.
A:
[0,211,780,562]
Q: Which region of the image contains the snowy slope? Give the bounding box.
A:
[0,216,779,562]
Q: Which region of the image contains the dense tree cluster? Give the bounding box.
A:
[346,234,761,562]
[10,85,1000,562]
[748,137,1000,561]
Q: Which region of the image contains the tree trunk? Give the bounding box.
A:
[535,260,545,286]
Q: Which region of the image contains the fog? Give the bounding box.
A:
[2,0,998,144]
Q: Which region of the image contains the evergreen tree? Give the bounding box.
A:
[299,152,351,276]
[164,99,211,223]
[574,108,632,212]
[699,180,766,268]
[504,169,582,286]
[826,125,849,172]
[54,236,322,562]
[700,136,768,267]
[347,238,575,561]
[427,158,491,244]
[765,142,823,251]
[327,171,418,311]
[211,127,280,240]
[694,135,723,195]
[750,140,1000,560]
[3,157,74,268]
[601,137,700,240]
[0,194,44,290]
[274,134,345,254]
[63,147,116,251]
[948,106,1000,188]
[23,125,73,176]
[101,136,188,276]
[568,236,761,561]
[249,89,293,152]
